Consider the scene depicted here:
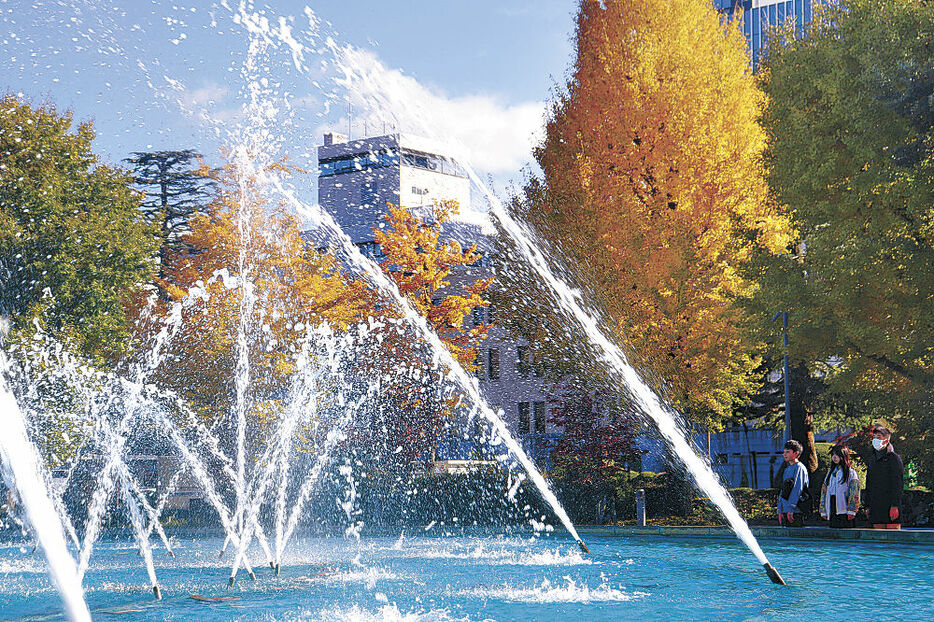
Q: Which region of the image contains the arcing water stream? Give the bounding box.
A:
[230,3,781,578]
[0,354,91,622]
[215,2,589,565]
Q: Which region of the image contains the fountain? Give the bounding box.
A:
[321,28,784,582]
[0,4,804,620]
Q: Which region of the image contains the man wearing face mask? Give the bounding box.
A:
[865,426,904,529]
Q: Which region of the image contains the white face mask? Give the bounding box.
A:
[872,438,886,451]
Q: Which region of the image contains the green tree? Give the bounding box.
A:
[758,0,934,484]
[0,96,157,361]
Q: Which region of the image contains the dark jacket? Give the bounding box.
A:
[865,446,904,524]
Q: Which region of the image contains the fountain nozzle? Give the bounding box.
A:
[152,585,162,600]
[248,570,256,581]
[763,562,786,585]
[576,539,590,554]
[269,561,276,569]
[228,576,236,588]
[275,563,281,576]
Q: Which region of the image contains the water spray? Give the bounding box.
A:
[0,359,92,622]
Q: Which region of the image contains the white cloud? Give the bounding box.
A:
[328,45,545,177]
[179,83,229,108]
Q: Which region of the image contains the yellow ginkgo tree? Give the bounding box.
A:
[519,0,793,426]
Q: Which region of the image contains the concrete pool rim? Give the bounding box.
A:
[573,525,934,545]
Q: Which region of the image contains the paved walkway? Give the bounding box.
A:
[575,525,934,545]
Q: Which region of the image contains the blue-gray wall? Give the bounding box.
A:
[716,0,814,71]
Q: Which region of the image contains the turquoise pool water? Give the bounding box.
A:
[2,532,932,620]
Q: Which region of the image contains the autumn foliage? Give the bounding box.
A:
[526,0,793,425]
[548,378,644,488]
[375,200,491,372]
[368,200,492,462]
[138,158,373,426]
[132,169,492,464]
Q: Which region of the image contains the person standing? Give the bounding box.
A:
[819,445,860,528]
[866,426,904,529]
[777,440,809,527]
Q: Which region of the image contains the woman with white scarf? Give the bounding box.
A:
[819,444,860,528]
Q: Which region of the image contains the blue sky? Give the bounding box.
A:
[0,1,575,188]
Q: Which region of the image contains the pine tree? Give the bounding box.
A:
[125,150,214,279]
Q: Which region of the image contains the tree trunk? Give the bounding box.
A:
[789,363,818,473]
[790,407,817,473]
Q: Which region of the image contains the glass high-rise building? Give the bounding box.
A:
[715,1,814,71]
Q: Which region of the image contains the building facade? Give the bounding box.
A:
[716,0,814,71]
[316,132,556,468]
[317,132,471,246]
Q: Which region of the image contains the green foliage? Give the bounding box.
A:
[0,96,158,361]
[756,0,934,486]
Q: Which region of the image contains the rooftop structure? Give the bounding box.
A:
[317,132,472,247]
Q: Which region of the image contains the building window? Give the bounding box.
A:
[357,241,383,258]
[517,345,529,376]
[516,344,542,377]
[518,402,531,435]
[361,182,378,208]
[473,351,483,378]
[715,454,729,465]
[470,252,491,268]
[319,150,399,177]
[399,150,466,177]
[533,401,546,434]
[472,306,489,327]
[487,348,500,380]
